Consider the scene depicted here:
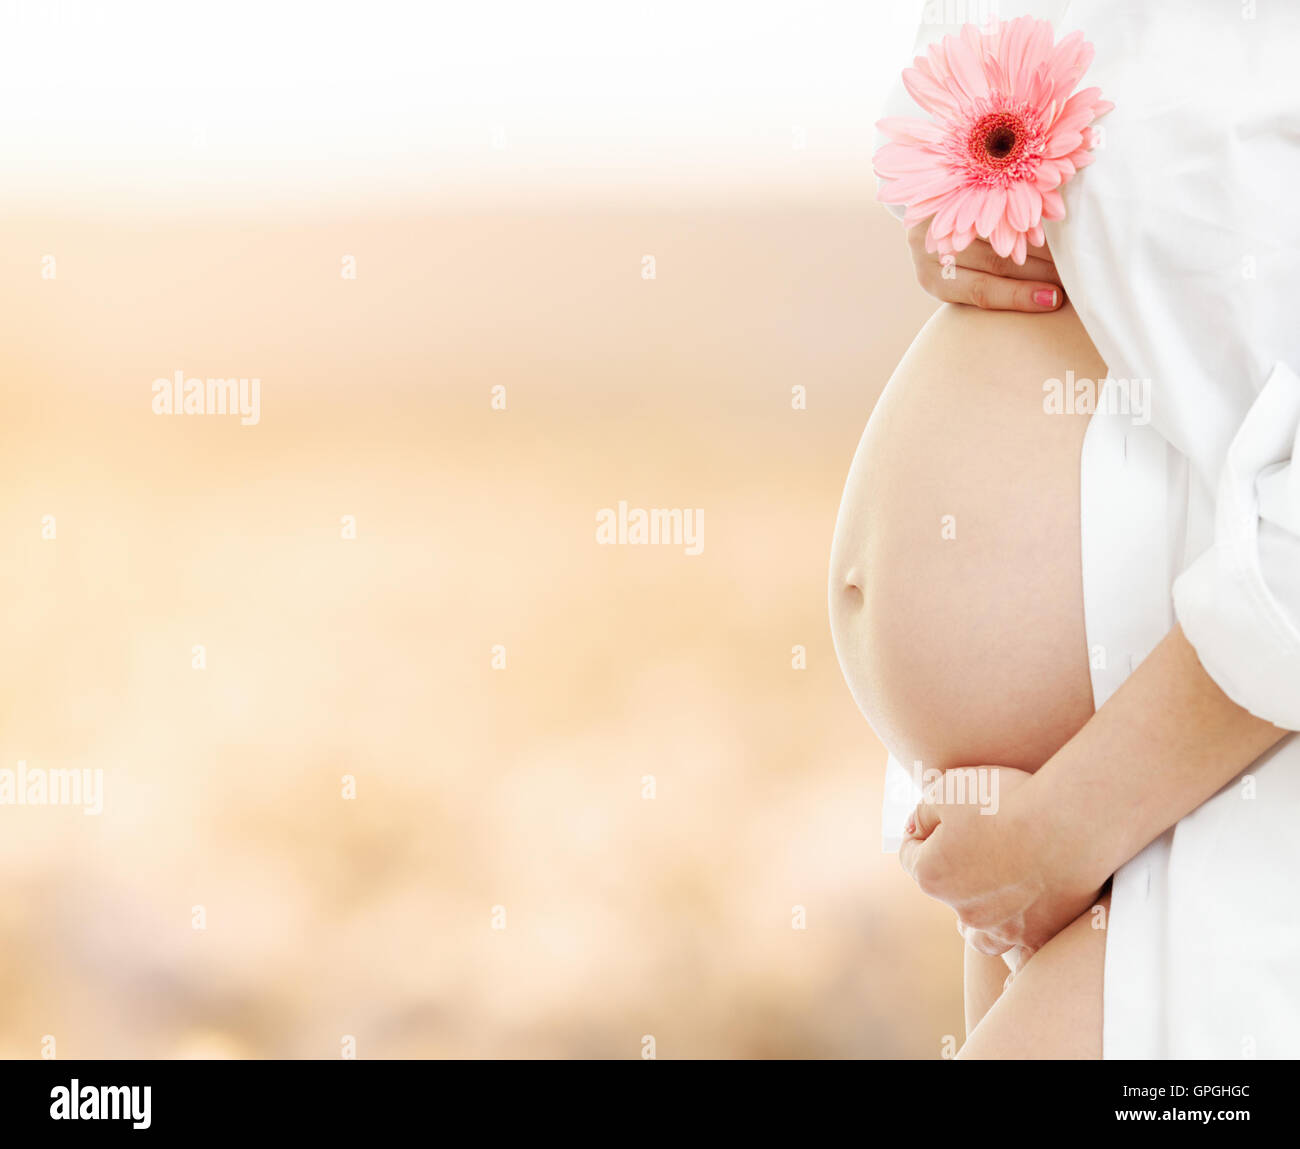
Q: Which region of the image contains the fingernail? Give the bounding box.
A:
[1033,288,1058,308]
[904,818,915,835]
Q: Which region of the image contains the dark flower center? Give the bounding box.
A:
[986,126,1017,157]
[968,111,1027,169]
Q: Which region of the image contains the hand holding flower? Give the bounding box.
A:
[903,219,1064,312]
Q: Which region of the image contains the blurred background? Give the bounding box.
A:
[0,0,960,1057]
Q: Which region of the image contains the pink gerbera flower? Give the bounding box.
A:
[874,16,1113,265]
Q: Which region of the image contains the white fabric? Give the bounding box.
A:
[881,755,919,855]
[877,0,1300,1057]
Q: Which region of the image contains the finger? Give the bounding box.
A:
[898,834,923,882]
[897,828,939,886]
[951,240,1062,285]
[910,800,941,840]
[935,267,1063,312]
[898,804,945,891]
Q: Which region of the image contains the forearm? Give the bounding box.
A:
[1029,623,1289,888]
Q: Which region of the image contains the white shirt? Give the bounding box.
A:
[877,0,1300,1057]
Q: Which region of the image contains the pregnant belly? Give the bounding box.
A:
[829,302,1104,773]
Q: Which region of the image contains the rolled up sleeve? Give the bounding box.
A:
[1173,360,1300,730]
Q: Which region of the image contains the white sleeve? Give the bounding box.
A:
[1173,360,1300,730]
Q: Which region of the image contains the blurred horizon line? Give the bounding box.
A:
[1,170,886,221]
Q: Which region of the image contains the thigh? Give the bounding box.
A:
[964,941,1014,1038]
[957,893,1109,1060]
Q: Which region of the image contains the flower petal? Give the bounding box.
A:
[1052,87,1105,134]
[1005,182,1036,231]
[955,190,983,234]
[902,200,942,228]
[873,142,944,177]
[902,189,960,228]
[902,65,959,118]
[943,32,989,101]
[924,42,953,89]
[951,225,977,252]
[878,166,965,205]
[1001,16,1045,98]
[1046,128,1084,158]
[1046,31,1093,101]
[1023,20,1056,87]
[1035,163,1064,192]
[990,218,1016,258]
[931,192,965,239]
[976,186,1008,238]
[876,116,946,145]
[872,15,1107,249]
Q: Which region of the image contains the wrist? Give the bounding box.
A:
[1008,761,1118,895]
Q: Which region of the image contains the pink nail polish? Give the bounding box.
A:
[904,818,915,835]
[1033,288,1057,308]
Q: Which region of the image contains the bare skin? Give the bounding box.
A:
[869,222,1289,1057]
[903,226,1066,314]
[958,768,1032,1038]
[902,625,1288,959]
[917,763,1108,1056]
[828,254,1109,1048]
[958,893,1110,1059]
[829,301,1100,775]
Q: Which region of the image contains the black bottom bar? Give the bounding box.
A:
[0,1057,1287,1137]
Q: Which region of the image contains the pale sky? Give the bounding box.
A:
[0,0,921,207]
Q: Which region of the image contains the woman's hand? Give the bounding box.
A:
[900,627,1290,959]
[898,766,1106,959]
[906,223,1066,313]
